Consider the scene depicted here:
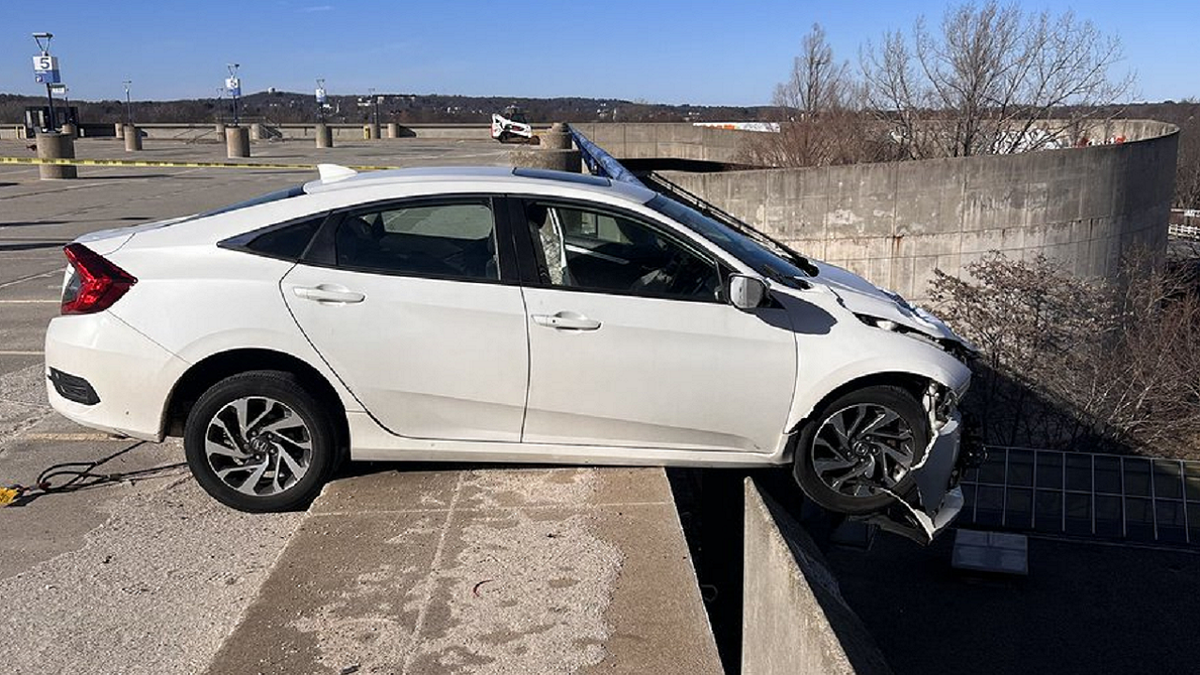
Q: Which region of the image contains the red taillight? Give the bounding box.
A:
[61,243,137,315]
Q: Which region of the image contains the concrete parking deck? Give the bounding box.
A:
[208,467,721,675]
[0,136,721,674]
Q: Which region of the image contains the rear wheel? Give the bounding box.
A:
[183,370,339,512]
[792,385,929,515]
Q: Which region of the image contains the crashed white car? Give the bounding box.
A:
[44,166,976,540]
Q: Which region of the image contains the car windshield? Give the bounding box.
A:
[647,194,813,288]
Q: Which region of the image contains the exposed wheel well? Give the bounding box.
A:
[785,372,932,459]
[163,349,350,451]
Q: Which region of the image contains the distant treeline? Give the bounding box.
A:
[0,91,776,126]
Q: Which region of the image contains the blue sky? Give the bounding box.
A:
[1,0,1195,105]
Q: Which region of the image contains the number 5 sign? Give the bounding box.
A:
[32,54,61,84]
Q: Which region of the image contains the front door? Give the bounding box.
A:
[515,198,797,454]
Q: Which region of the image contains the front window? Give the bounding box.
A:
[524,201,721,301]
[647,195,811,288]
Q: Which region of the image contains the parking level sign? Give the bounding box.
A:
[226,77,241,97]
[32,55,61,84]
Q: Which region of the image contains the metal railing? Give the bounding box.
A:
[568,128,643,186]
[957,446,1200,546]
[1169,223,1200,240]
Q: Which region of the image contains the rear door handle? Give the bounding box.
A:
[292,284,365,304]
[531,311,601,331]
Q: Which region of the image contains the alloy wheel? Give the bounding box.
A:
[203,396,313,496]
[810,403,917,498]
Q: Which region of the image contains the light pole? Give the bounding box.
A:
[123,80,132,126]
[316,78,326,122]
[215,88,225,125]
[32,32,57,131]
[226,63,241,126]
[368,87,380,127]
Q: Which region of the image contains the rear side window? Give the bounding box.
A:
[219,215,325,261]
[335,200,499,280]
[245,218,323,259]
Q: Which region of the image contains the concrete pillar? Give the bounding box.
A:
[123,125,142,151]
[364,123,380,140]
[250,123,265,141]
[316,123,333,148]
[36,131,77,180]
[114,122,124,139]
[386,122,400,139]
[61,122,78,139]
[540,127,573,150]
[226,126,250,158]
[511,148,582,173]
[214,123,227,141]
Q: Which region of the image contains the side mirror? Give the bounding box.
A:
[726,274,767,309]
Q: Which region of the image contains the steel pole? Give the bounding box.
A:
[44,82,56,131]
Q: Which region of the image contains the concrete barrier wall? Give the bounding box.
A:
[742,479,893,675]
[659,120,1179,301]
[571,122,753,164]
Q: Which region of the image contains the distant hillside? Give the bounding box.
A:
[0,91,777,126]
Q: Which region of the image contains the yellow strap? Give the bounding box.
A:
[0,487,21,507]
[0,156,398,172]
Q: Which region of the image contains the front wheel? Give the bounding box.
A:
[792,385,929,515]
[183,370,339,512]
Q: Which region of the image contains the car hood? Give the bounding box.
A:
[798,259,973,350]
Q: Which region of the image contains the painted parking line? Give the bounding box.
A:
[22,432,129,441]
[0,271,59,289]
[0,299,58,304]
[0,351,43,355]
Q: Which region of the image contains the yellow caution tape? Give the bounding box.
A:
[0,156,400,172]
[0,486,21,507]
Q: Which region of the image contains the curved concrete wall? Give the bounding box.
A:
[657,120,1178,301]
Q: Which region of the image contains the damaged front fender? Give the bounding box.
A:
[858,384,985,544]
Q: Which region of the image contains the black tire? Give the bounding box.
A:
[792,385,929,515]
[184,370,340,513]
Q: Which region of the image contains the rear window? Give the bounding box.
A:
[199,185,305,218]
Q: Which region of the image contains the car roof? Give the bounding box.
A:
[302,165,657,205]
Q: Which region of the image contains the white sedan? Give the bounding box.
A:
[45,166,975,540]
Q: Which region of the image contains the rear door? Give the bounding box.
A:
[281,195,529,442]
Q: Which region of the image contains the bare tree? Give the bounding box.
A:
[1175,112,1200,209]
[861,2,1133,159]
[775,23,850,114]
[741,24,891,167]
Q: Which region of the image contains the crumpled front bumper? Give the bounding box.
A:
[858,409,986,544]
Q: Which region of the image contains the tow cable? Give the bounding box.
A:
[1,442,187,508]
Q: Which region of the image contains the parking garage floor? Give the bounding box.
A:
[0,137,721,674]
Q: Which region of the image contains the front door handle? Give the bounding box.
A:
[292,284,365,304]
[531,311,602,331]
